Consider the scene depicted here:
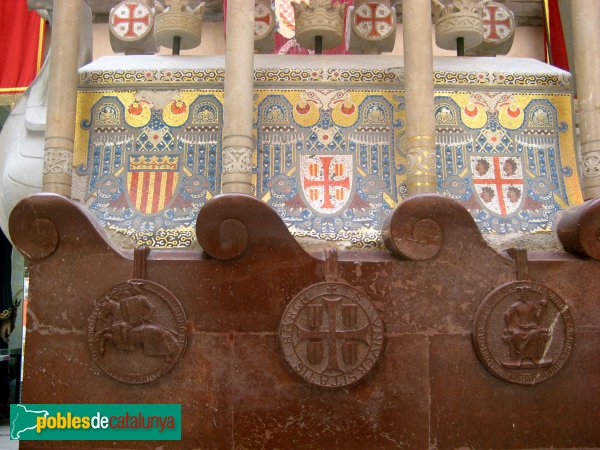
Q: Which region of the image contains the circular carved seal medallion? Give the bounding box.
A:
[279,282,384,388]
[473,281,575,385]
[88,280,187,384]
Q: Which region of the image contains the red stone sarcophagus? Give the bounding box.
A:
[9,193,600,449]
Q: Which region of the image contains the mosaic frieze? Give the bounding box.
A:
[74,80,581,248]
[255,89,405,246]
[80,68,225,87]
[435,91,580,233]
[432,71,570,88]
[74,90,223,247]
[80,66,570,89]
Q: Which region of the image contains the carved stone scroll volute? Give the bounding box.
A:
[557,198,600,261]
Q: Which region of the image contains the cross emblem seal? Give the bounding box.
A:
[352,2,395,40]
[482,2,514,43]
[279,282,384,387]
[109,1,153,41]
[255,2,275,39]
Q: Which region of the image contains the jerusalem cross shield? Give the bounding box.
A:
[470,155,524,216]
[299,154,354,215]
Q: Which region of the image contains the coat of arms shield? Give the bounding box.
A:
[126,154,180,215]
[470,155,524,216]
[299,154,354,215]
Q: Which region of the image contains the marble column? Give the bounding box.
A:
[42,0,82,196]
[221,0,255,194]
[402,0,437,196]
[571,0,600,199]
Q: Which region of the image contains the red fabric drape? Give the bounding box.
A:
[0,0,45,99]
[543,0,569,71]
[224,0,352,55]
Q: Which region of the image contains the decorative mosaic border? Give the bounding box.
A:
[80,68,225,87]
[107,224,196,248]
[255,68,402,83]
[80,67,570,89]
[434,71,571,89]
[73,87,579,248]
[291,228,383,249]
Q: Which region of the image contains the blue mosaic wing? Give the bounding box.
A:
[516,101,568,205]
[83,98,133,206]
[256,95,303,199]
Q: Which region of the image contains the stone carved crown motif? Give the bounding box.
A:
[432,0,488,20]
[292,0,345,33]
[154,0,204,15]
[153,0,205,49]
[432,0,486,50]
[291,0,345,50]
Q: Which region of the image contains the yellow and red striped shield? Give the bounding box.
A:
[127,155,180,214]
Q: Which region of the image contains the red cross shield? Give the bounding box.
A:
[471,155,524,216]
[300,154,353,215]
